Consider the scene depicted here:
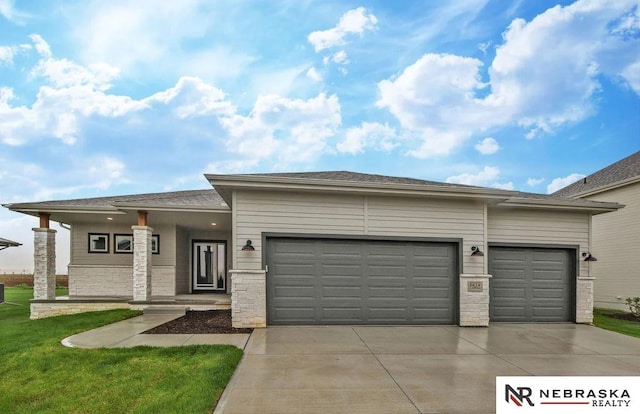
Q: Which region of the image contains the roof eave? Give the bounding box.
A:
[497,198,623,213]
[5,204,123,216]
[112,202,230,213]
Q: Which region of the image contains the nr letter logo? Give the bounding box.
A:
[505,384,534,407]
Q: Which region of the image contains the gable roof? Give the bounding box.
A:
[552,151,640,198]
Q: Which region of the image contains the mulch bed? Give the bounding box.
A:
[143,310,253,334]
[605,312,640,323]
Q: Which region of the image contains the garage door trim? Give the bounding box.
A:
[263,233,462,325]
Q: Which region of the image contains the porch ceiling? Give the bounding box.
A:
[45,209,231,232]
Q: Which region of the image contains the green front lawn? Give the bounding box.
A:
[0,286,243,413]
[593,308,640,339]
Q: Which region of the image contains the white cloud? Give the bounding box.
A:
[337,122,398,154]
[377,53,493,157]
[377,0,640,158]
[306,67,322,83]
[547,173,586,194]
[220,93,341,165]
[308,7,378,52]
[0,0,29,24]
[475,137,500,154]
[621,60,640,94]
[331,51,349,64]
[527,177,545,187]
[446,166,513,190]
[145,76,235,118]
[0,46,14,64]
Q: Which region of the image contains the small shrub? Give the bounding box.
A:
[625,297,640,319]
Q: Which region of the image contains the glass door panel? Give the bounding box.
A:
[193,241,226,291]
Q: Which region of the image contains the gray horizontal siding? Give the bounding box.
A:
[487,207,590,276]
[235,190,484,273]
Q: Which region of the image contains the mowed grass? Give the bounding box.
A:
[0,286,243,413]
[593,308,640,339]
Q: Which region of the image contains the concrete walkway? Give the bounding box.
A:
[61,314,251,349]
[215,324,640,414]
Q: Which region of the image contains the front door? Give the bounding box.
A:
[192,240,226,291]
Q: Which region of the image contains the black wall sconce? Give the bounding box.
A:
[470,246,484,256]
[582,252,597,261]
[241,240,255,251]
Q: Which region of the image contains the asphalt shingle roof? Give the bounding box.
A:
[6,189,226,209]
[552,151,640,197]
[227,170,565,200]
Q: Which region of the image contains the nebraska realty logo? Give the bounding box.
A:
[496,377,639,413]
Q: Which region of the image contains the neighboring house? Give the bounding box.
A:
[0,238,22,251]
[4,171,621,326]
[553,151,640,311]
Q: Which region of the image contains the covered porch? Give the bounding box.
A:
[5,189,234,319]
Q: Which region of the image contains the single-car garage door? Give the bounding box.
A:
[489,247,575,322]
[266,238,458,325]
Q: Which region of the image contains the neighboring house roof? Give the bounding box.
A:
[0,237,22,250]
[552,151,640,198]
[206,170,621,213]
[4,189,228,215]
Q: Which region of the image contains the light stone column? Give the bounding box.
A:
[459,273,492,327]
[33,228,56,300]
[132,225,153,301]
[576,276,595,324]
[230,269,266,328]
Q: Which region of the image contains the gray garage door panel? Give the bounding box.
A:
[489,247,575,322]
[267,238,457,325]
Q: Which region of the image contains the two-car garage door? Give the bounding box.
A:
[266,238,458,325]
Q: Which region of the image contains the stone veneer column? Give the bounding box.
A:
[230,269,266,328]
[33,228,56,300]
[132,225,153,301]
[459,274,492,327]
[576,276,595,324]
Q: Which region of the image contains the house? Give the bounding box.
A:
[4,171,622,326]
[0,237,22,251]
[553,151,640,310]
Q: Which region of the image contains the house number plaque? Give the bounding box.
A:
[467,281,483,292]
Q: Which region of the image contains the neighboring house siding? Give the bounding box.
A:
[235,190,485,274]
[487,207,590,277]
[585,181,640,310]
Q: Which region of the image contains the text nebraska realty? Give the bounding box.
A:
[507,384,631,407]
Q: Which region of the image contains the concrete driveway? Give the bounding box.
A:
[215,324,640,414]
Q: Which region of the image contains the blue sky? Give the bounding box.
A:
[1,0,639,272]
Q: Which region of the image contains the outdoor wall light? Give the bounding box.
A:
[470,245,484,256]
[582,252,597,262]
[241,240,255,251]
